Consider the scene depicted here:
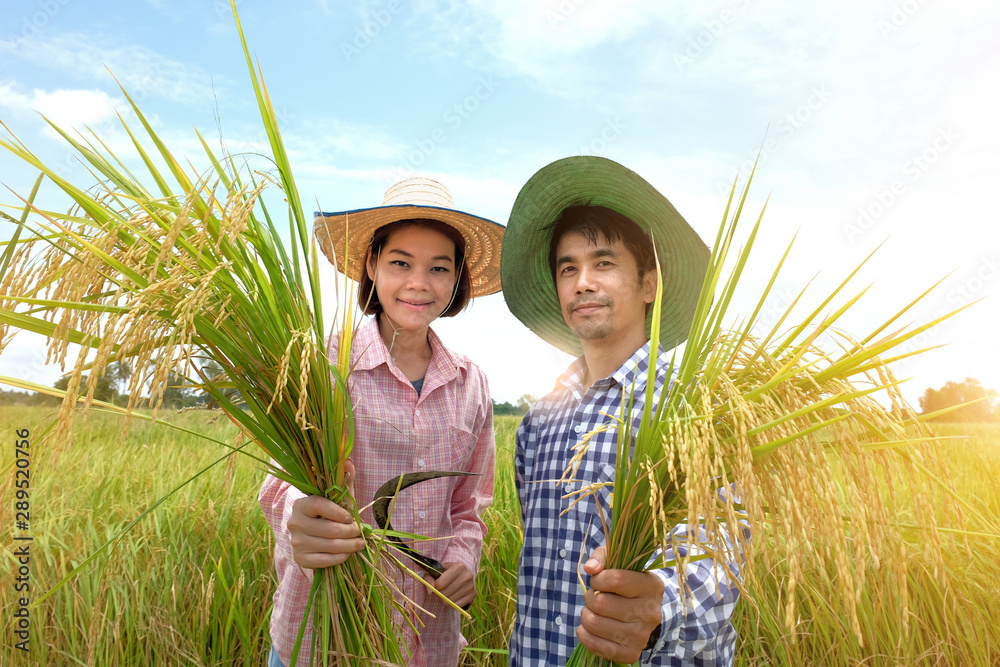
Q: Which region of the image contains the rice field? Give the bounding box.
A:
[1,407,998,666]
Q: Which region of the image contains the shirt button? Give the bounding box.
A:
[554,615,563,626]
[417,458,425,467]
[559,548,567,558]
[418,511,426,519]
[415,409,421,416]
[574,425,582,433]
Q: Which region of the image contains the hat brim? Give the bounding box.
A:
[500,156,710,356]
[314,204,505,298]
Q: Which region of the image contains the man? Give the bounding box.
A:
[501,156,741,666]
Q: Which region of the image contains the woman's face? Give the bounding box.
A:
[366,224,459,332]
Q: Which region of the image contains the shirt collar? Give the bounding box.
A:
[556,340,661,396]
[350,315,462,383]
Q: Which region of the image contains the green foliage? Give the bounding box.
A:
[107,360,132,397]
[491,394,536,417]
[919,377,997,423]
[0,388,59,406]
[160,370,198,408]
[54,372,116,403]
[200,359,245,409]
[491,399,526,416]
[515,394,537,414]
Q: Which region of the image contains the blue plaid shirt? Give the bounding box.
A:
[510,342,740,666]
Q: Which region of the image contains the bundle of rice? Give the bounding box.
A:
[564,175,991,667]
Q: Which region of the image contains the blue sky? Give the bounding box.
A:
[2,0,998,406]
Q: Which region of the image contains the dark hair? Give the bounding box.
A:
[546,205,656,281]
[358,218,472,318]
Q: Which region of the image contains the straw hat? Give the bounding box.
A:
[501,156,710,356]
[314,177,505,297]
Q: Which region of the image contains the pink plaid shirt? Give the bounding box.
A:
[259,316,495,667]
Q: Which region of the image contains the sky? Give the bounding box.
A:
[1,0,998,407]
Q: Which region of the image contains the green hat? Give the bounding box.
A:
[501,155,710,356]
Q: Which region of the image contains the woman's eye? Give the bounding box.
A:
[431,266,451,273]
[390,260,408,268]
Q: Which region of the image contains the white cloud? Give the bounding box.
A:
[0,32,225,104]
[411,0,665,104]
[0,80,121,131]
[31,88,120,129]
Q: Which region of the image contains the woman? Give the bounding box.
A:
[259,177,503,667]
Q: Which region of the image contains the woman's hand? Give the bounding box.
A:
[429,562,477,608]
[287,460,364,568]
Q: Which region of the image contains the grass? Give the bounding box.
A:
[731,423,1000,666]
[2,409,998,666]
[924,423,1000,516]
[1,406,272,666]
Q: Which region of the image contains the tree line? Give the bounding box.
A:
[492,394,537,416]
[918,377,998,423]
[2,369,995,424]
[0,360,237,409]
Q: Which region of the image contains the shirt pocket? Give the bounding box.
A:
[583,462,617,555]
[449,424,478,471]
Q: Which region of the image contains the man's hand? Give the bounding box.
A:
[287,460,364,569]
[429,562,476,608]
[576,545,665,664]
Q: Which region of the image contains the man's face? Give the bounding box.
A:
[553,231,656,344]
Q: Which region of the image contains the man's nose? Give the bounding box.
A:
[575,265,598,292]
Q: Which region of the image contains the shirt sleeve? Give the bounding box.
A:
[513,408,532,526]
[259,467,317,667]
[259,469,307,551]
[441,380,496,576]
[641,522,744,664]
